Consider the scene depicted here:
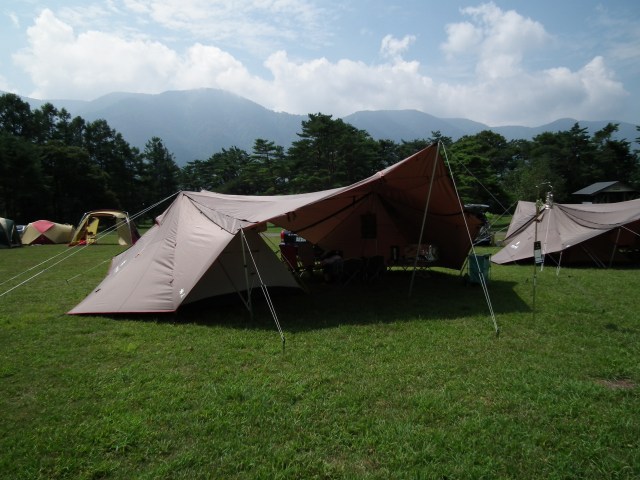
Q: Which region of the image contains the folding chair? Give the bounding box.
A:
[279,243,299,272]
[363,255,386,283]
[341,258,363,285]
[297,242,317,276]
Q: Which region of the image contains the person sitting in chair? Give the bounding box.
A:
[321,250,343,283]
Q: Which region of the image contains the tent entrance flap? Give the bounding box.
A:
[182,229,300,307]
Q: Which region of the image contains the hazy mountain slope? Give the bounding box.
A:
[342,110,469,141]
[9,88,638,166]
[73,89,306,163]
[490,118,639,143]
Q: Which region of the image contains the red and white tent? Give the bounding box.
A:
[21,220,74,245]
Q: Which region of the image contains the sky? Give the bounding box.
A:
[1,0,639,127]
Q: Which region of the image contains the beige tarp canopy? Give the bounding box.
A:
[69,144,482,314]
[492,198,640,266]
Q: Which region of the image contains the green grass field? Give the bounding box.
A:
[1,239,638,479]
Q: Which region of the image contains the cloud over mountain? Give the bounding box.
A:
[7,2,635,127]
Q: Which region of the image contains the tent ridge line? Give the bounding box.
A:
[187,196,255,234]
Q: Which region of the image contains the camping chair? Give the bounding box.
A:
[297,242,317,276]
[279,243,299,272]
[362,255,386,283]
[340,258,364,285]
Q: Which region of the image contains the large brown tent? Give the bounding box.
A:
[69,145,482,315]
[492,198,640,266]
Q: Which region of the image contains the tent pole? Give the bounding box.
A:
[555,251,563,277]
[609,227,622,267]
[241,231,286,352]
[240,229,253,320]
[532,183,551,320]
[409,141,441,297]
[532,200,540,321]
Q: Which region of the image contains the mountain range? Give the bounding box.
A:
[14,88,639,166]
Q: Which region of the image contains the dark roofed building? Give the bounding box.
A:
[573,181,638,203]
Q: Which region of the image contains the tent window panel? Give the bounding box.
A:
[361,213,377,239]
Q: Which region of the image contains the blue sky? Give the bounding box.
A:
[1,0,639,126]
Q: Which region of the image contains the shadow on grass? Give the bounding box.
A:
[140,268,531,332]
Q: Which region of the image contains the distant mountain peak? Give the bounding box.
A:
[8,88,638,166]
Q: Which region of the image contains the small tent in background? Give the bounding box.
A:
[69,144,483,315]
[492,198,640,266]
[21,220,74,245]
[69,210,140,246]
[0,217,22,248]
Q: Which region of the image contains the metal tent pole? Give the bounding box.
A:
[240,229,253,320]
[409,141,441,297]
[240,230,286,352]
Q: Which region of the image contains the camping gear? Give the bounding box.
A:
[492,199,640,266]
[465,204,492,245]
[69,210,140,246]
[467,254,491,284]
[21,220,74,245]
[69,144,483,315]
[0,217,22,248]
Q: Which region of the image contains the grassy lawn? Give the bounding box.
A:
[1,240,638,479]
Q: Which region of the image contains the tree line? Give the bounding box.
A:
[1,93,639,226]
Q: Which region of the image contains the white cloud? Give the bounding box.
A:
[261,50,430,116]
[443,2,550,79]
[10,4,630,126]
[0,73,14,93]
[380,34,416,61]
[173,43,266,93]
[121,0,331,53]
[13,9,181,99]
[441,21,481,57]
[9,12,20,28]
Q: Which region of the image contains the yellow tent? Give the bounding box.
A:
[69,210,139,246]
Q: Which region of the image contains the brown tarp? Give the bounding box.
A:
[492,199,640,265]
[69,144,481,314]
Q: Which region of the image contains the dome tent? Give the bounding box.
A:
[69,210,140,246]
[21,220,74,245]
[0,217,22,248]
